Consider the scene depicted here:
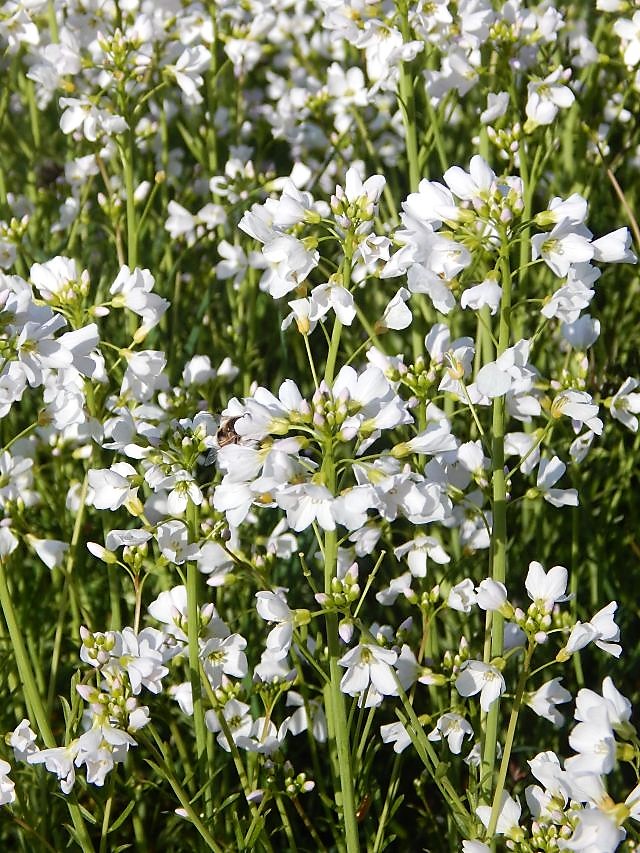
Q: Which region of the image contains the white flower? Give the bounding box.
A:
[341,167,386,206]
[443,155,497,204]
[155,521,200,565]
[8,719,38,761]
[29,743,78,794]
[550,390,602,435]
[525,561,569,611]
[200,633,248,687]
[526,678,572,726]
[205,699,253,752]
[0,759,15,805]
[476,339,534,399]
[525,68,575,128]
[591,227,636,263]
[260,235,319,298]
[558,808,624,853]
[567,713,616,775]
[59,97,127,141]
[26,536,68,570]
[30,256,86,303]
[476,792,521,835]
[286,691,327,743]
[534,457,579,508]
[276,483,335,532]
[394,419,457,457]
[338,643,398,698]
[455,660,505,711]
[166,45,211,102]
[87,464,138,511]
[559,601,621,659]
[428,713,474,754]
[380,721,412,754]
[460,278,502,314]
[531,221,594,278]
[476,579,509,612]
[447,578,477,612]
[109,266,169,335]
[118,627,169,695]
[574,678,632,731]
[309,283,356,326]
[375,571,413,605]
[481,91,509,124]
[614,11,640,67]
[609,378,640,432]
[393,534,450,578]
[380,288,412,330]
[255,590,295,660]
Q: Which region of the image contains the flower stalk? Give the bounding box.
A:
[481,233,513,801]
[0,556,95,851]
[185,498,212,819]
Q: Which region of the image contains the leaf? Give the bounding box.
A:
[108,799,136,834]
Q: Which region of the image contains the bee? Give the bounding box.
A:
[216,416,242,448]
[203,416,242,467]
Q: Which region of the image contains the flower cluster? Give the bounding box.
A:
[0,0,639,850]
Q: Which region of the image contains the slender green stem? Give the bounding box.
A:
[47,0,59,42]
[186,500,210,817]
[201,669,268,835]
[394,681,472,835]
[486,643,535,837]
[0,556,95,851]
[0,559,54,744]
[292,796,328,851]
[325,236,352,385]
[122,131,138,269]
[480,234,513,802]
[275,794,297,852]
[325,317,343,388]
[99,783,114,853]
[323,535,360,852]
[1,419,38,453]
[372,754,401,853]
[303,332,319,390]
[48,470,90,711]
[396,0,420,192]
[320,237,359,852]
[143,727,223,852]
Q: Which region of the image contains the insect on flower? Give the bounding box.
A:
[203,416,242,467]
[216,416,242,448]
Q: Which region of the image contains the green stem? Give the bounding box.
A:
[486,643,535,838]
[292,796,328,851]
[275,794,297,852]
[0,556,95,851]
[122,131,138,269]
[396,0,420,192]
[372,754,401,853]
[394,682,472,835]
[325,236,352,385]
[186,500,210,816]
[47,0,59,42]
[325,317,343,388]
[99,783,114,853]
[321,330,359,851]
[323,531,360,853]
[48,470,90,713]
[144,727,223,852]
[205,5,220,177]
[480,234,513,802]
